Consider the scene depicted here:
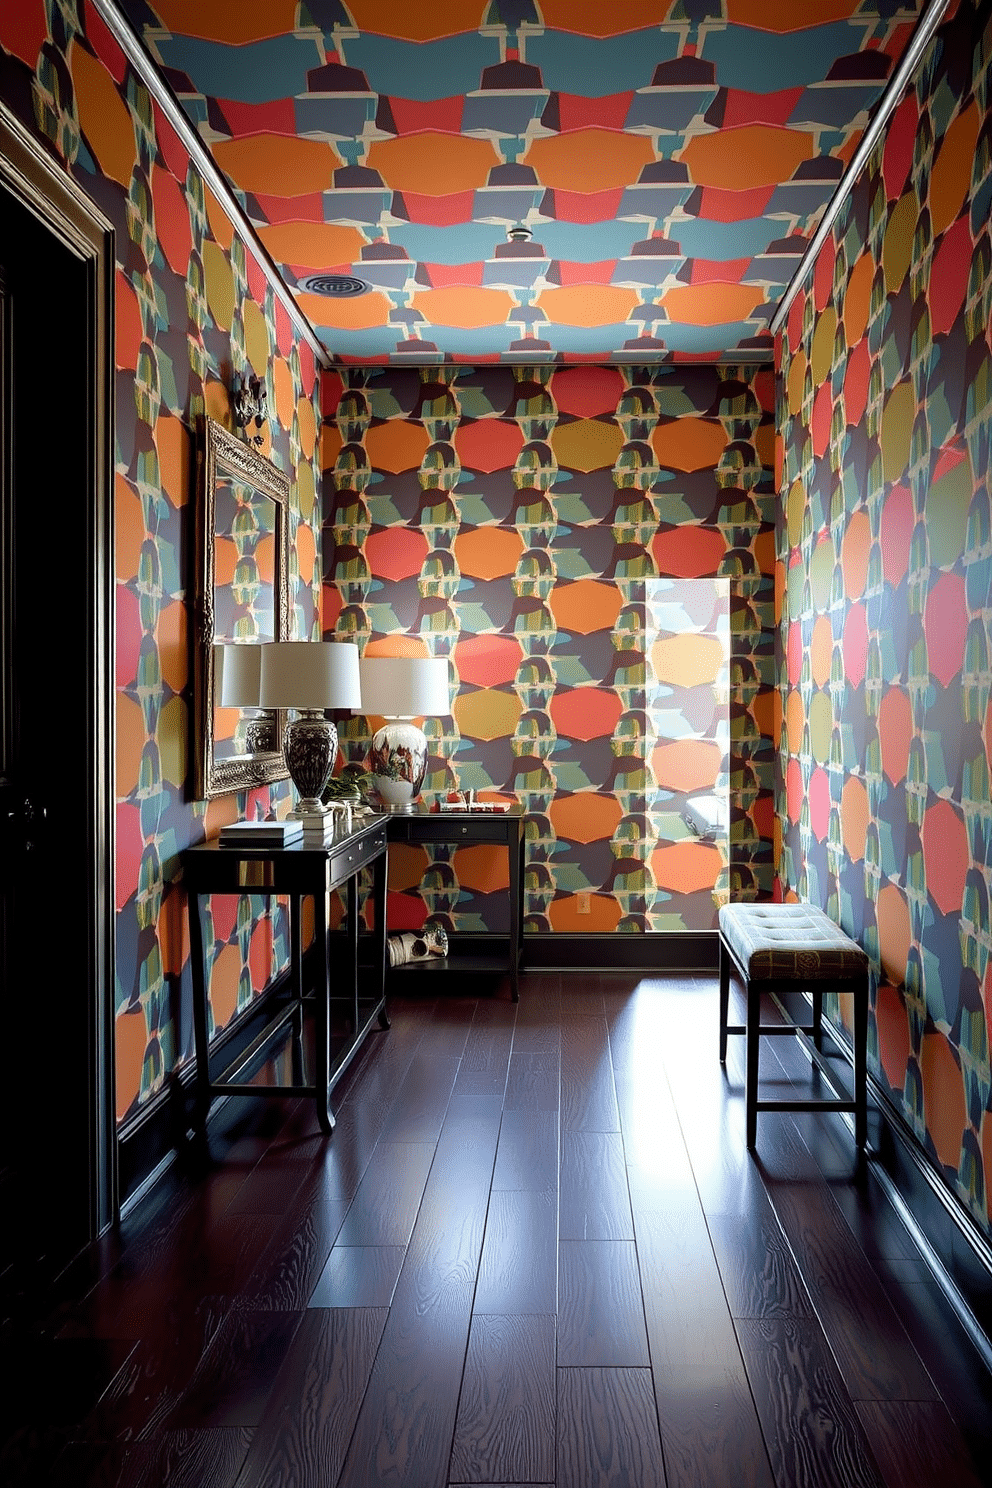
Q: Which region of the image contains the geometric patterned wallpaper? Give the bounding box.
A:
[0,2,323,1126]
[324,361,777,935]
[777,0,992,1235]
[112,0,927,364]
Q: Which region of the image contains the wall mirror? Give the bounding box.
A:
[194,416,290,798]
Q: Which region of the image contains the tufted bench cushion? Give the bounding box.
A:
[718,902,868,982]
[718,901,870,1152]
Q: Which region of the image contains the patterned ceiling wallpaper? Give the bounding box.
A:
[777,0,991,1232]
[111,0,926,363]
[323,361,777,936]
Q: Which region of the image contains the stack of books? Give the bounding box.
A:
[298,810,340,846]
[218,818,303,848]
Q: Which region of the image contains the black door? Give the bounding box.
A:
[0,181,98,1307]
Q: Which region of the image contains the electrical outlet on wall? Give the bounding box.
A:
[576,892,591,914]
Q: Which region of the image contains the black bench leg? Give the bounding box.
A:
[719,936,730,1063]
[812,989,823,1050]
[854,978,868,1150]
[746,980,760,1150]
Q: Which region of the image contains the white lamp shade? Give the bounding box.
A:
[359,656,449,719]
[258,641,361,710]
[214,643,262,708]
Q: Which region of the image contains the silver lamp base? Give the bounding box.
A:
[284,710,338,816]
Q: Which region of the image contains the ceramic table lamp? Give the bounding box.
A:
[359,655,450,813]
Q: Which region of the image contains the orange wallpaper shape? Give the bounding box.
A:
[550,792,624,845]
[523,129,655,193]
[681,124,814,190]
[652,417,728,471]
[213,133,341,195]
[536,285,639,328]
[410,286,514,330]
[70,40,137,188]
[367,133,499,193]
[257,220,366,269]
[454,527,524,580]
[549,579,623,635]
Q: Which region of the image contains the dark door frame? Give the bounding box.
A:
[0,101,116,1241]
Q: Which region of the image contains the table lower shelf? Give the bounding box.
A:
[386,935,521,992]
[201,989,389,1127]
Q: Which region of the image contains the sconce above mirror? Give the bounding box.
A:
[193,416,291,799]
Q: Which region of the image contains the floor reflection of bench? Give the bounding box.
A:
[718,902,870,1152]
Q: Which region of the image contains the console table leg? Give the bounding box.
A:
[509,831,522,1002]
[372,848,390,1027]
[187,889,212,1129]
[314,888,335,1135]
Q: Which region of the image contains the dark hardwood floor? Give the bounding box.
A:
[3,971,991,1487]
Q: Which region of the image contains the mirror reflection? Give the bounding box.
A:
[194,416,290,798]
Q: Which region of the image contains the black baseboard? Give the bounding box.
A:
[808,1006,992,1363]
[117,971,297,1212]
[524,932,718,970]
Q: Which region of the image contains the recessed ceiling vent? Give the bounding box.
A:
[299,273,369,296]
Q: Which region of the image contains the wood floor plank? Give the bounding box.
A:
[449,1314,556,1485]
[737,1317,887,1488]
[85,1301,228,1442]
[474,1189,558,1315]
[236,1307,387,1488]
[557,1241,649,1367]
[453,1000,516,1100]
[335,1279,476,1488]
[163,1310,304,1431]
[290,1098,383,1205]
[379,1053,461,1144]
[768,1181,938,1401]
[400,1097,502,1290]
[240,1199,349,1311]
[707,1194,814,1319]
[492,1109,558,1191]
[632,1197,775,1488]
[334,1141,436,1247]
[561,982,606,1015]
[559,1131,634,1240]
[503,1050,560,1112]
[854,1399,987,1488]
[307,1245,406,1308]
[560,1016,620,1133]
[557,1367,666,1488]
[418,997,479,1060]
[50,1427,253,1488]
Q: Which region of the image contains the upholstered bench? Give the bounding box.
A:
[718,902,870,1151]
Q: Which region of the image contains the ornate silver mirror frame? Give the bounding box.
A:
[194,416,290,798]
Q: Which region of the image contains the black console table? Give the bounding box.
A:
[182,815,388,1134]
[386,806,524,1000]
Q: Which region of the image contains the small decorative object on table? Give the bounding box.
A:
[387,919,449,967]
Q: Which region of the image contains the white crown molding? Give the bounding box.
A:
[92,0,328,366]
[769,0,951,337]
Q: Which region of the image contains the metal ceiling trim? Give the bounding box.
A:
[93,0,328,367]
[769,0,951,338]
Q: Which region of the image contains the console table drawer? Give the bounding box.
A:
[394,815,511,843]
